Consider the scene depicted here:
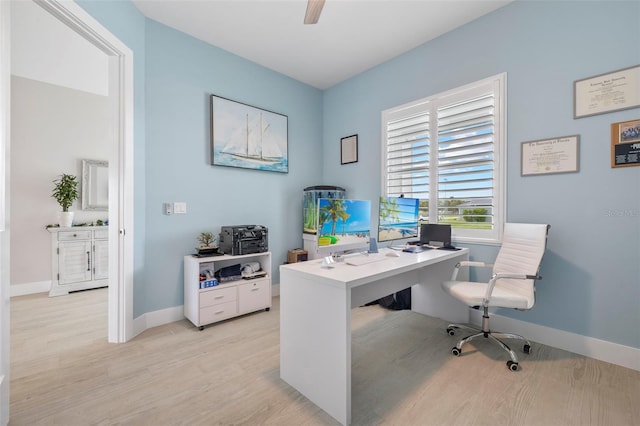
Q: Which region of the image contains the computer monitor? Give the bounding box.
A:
[377,196,420,243]
[316,198,371,256]
[420,223,452,247]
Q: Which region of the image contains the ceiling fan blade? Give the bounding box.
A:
[304,0,326,25]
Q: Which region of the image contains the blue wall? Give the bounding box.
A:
[323,0,640,348]
[79,0,639,348]
[142,21,323,314]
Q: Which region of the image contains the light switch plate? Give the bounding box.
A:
[174,202,187,214]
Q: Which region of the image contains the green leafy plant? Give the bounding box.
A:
[51,174,79,212]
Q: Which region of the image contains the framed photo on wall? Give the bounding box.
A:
[210,95,288,173]
[341,134,358,165]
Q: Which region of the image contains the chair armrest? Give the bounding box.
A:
[482,273,543,305]
[458,261,493,268]
[450,261,494,280]
[494,272,542,281]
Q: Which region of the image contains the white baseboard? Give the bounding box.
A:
[468,309,640,371]
[272,283,279,297]
[10,281,50,297]
[133,305,185,337]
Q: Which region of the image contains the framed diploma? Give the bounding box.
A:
[521,135,580,176]
[574,65,640,119]
[611,118,640,168]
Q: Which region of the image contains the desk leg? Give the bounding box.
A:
[412,253,470,323]
[280,269,351,425]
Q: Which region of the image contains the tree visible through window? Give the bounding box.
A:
[381,74,506,244]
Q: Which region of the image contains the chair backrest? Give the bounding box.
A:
[493,223,549,297]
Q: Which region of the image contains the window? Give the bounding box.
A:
[381,73,506,244]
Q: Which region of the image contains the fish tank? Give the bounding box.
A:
[303,185,345,235]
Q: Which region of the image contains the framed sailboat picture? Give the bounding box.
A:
[210,95,288,173]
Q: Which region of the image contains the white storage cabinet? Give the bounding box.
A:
[184,252,272,330]
[47,226,109,297]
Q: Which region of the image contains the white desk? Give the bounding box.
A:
[279,248,469,425]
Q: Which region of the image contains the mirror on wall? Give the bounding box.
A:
[82,159,108,211]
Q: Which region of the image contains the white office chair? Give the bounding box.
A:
[441,223,550,371]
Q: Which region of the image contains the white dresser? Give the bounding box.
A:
[47,226,109,296]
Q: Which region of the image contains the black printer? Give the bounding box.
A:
[219,225,268,255]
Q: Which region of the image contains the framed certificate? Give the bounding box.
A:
[574,65,640,119]
[521,135,580,176]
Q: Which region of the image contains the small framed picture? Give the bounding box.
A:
[341,134,358,165]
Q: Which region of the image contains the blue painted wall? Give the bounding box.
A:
[142,21,323,313]
[79,0,639,348]
[323,0,640,348]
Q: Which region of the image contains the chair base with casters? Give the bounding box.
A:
[446,306,532,371]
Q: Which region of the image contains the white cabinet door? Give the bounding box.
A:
[59,241,92,284]
[93,239,109,280]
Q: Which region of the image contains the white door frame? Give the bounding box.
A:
[1,2,11,423]
[0,1,134,421]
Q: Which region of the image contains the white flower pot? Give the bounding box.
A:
[59,211,74,228]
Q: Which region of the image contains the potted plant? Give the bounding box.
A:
[197,232,219,256]
[52,173,79,227]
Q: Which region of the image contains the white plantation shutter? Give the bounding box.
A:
[385,109,430,199]
[437,94,495,225]
[381,74,506,244]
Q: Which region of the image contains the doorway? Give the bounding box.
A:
[11,0,134,342]
[1,2,134,422]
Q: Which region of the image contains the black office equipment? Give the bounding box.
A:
[420,223,452,247]
[219,225,268,255]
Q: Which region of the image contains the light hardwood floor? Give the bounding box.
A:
[9,288,640,425]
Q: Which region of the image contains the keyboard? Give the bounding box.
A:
[345,253,388,266]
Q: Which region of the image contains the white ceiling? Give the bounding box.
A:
[132,0,513,90]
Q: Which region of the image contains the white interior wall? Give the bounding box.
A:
[10,76,109,289]
[10,0,110,294]
[11,1,108,96]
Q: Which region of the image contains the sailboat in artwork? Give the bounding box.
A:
[222,112,282,165]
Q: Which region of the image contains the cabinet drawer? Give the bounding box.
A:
[199,300,238,324]
[200,286,237,307]
[58,230,92,241]
[238,278,271,314]
[94,229,109,239]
